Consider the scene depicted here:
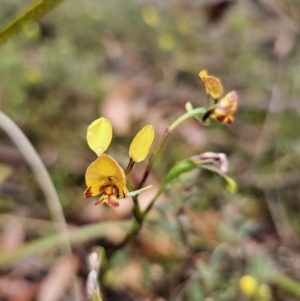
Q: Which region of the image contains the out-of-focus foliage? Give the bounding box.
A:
[0,0,65,45]
[1,0,300,300]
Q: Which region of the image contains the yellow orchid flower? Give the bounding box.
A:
[84,154,126,207]
[84,117,155,207]
[199,69,224,100]
[84,153,153,207]
[210,90,238,125]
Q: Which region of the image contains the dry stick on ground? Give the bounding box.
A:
[0,111,80,300]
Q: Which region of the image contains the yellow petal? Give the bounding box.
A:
[217,90,238,114]
[85,154,126,194]
[87,117,112,156]
[198,69,208,79]
[84,182,102,198]
[198,69,223,99]
[214,90,238,125]
[205,76,223,99]
[129,125,155,163]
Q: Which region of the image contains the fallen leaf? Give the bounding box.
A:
[0,277,38,301]
[36,256,79,301]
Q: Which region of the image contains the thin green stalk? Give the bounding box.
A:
[271,271,300,298]
[137,127,170,189]
[124,158,135,175]
[0,220,131,267]
[106,178,169,261]
[132,195,143,223]
[138,107,206,189]
[142,183,166,217]
[106,221,140,258]
[168,108,206,131]
[126,181,142,222]
[108,107,206,258]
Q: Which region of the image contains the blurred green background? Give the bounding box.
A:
[1,0,300,300]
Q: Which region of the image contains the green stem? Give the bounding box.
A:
[106,180,167,260]
[126,181,142,222]
[169,108,206,131]
[106,183,167,260]
[124,158,135,175]
[0,220,131,268]
[271,271,300,298]
[132,195,142,223]
[142,183,166,217]
[137,127,170,189]
[138,107,206,189]
[107,107,206,258]
[106,221,141,259]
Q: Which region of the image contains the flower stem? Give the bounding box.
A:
[126,181,142,222]
[138,107,206,189]
[106,221,141,258]
[137,127,170,189]
[142,183,166,217]
[124,158,135,175]
[168,107,206,131]
[132,195,143,223]
[271,271,300,298]
[107,107,206,258]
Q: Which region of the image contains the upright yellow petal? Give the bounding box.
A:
[85,154,126,190]
[87,117,112,156]
[205,76,223,99]
[129,125,155,163]
[198,69,208,79]
[199,69,223,99]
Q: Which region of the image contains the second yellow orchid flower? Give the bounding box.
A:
[199,69,224,100]
[84,117,155,207]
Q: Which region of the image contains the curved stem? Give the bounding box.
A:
[107,179,168,260]
[142,183,166,217]
[168,108,206,131]
[137,127,169,189]
[126,181,142,222]
[124,158,135,175]
[0,111,79,300]
[271,271,300,298]
[138,107,206,189]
